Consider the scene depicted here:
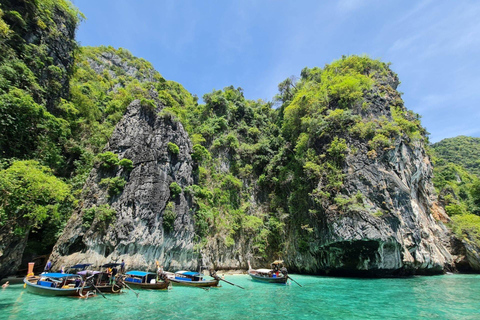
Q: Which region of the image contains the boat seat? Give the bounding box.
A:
[37,280,54,287]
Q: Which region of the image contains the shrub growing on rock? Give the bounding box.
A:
[97,151,119,169]
[167,142,179,154]
[82,204,116,228]
[162,202,177,232]
[118,158,133,172]
[169,182,182,199]
[100,176,126,198]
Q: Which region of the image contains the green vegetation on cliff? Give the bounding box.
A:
[162,55,429,258]
[0,0,82,163]
[181,86,283,255]
[3,0,475,272]
[431,137,480,247]
[432,136,480,178]
[0,0,82,261]
[0,160,74,256]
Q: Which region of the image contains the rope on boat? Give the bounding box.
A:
[118,275,139,298]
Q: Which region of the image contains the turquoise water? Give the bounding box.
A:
[1,274,480,319]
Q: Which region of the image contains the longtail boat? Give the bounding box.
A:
[23,273,93,296]
[77,270,123,294]
[247,260,289,284]
[168,271,219,288]
[123,271,169,289]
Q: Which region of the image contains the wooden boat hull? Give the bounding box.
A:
[123,280,169,290]
[248,272,288,284]
[94,284,123,294]
[23,277,91,296]
[170,278,219,287]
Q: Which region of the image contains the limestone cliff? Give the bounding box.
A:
[51,54,460,276]
[284,139,454,276]
[51,99,197,271]
[196,59,455,276]
[274,60,454,275]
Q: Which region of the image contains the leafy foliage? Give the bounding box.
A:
[82,204,116,229]
[169,182,182,199]
[162,202,177,232]
[432,137,480,247]
[97,151,119,170]
[118,158,133,172]
[0,161,73,234]
[168,142,180,154]
[432,136,480,178]
[451,214,480,248]
[100,176,126,198]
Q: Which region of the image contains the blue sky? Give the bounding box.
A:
[72,0,480,143]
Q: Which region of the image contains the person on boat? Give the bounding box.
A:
[110,267,118,285]
[60,266,65,274]
[156,264,164,281]
[120,259,125,274]
[2,281,9,289]
[106,267,112,283]
[209,268,218,280]
[44,260,52,273]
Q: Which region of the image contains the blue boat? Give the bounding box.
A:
[123,271,170,289]
[23,273,92,296]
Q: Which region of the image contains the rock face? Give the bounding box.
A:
[448,232,480,272]
[278,66,454,276]
[0,231,29,279]
[285,140,453,276]
[50,100,198,271]
[50,55,457,276]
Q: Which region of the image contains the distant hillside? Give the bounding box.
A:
[432,136,480,177]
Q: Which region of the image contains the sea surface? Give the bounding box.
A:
[1,274,479,319]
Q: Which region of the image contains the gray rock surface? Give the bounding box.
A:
[50,100,198,271]
[285,140,453,275]
[50,56,462,276]
[0,230,29,279]
[279,69,454,275]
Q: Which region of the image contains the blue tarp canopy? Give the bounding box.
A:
[70,263,92,269]
[176,271,201,277]
[42,273,78,278]
[125,271,154,277]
